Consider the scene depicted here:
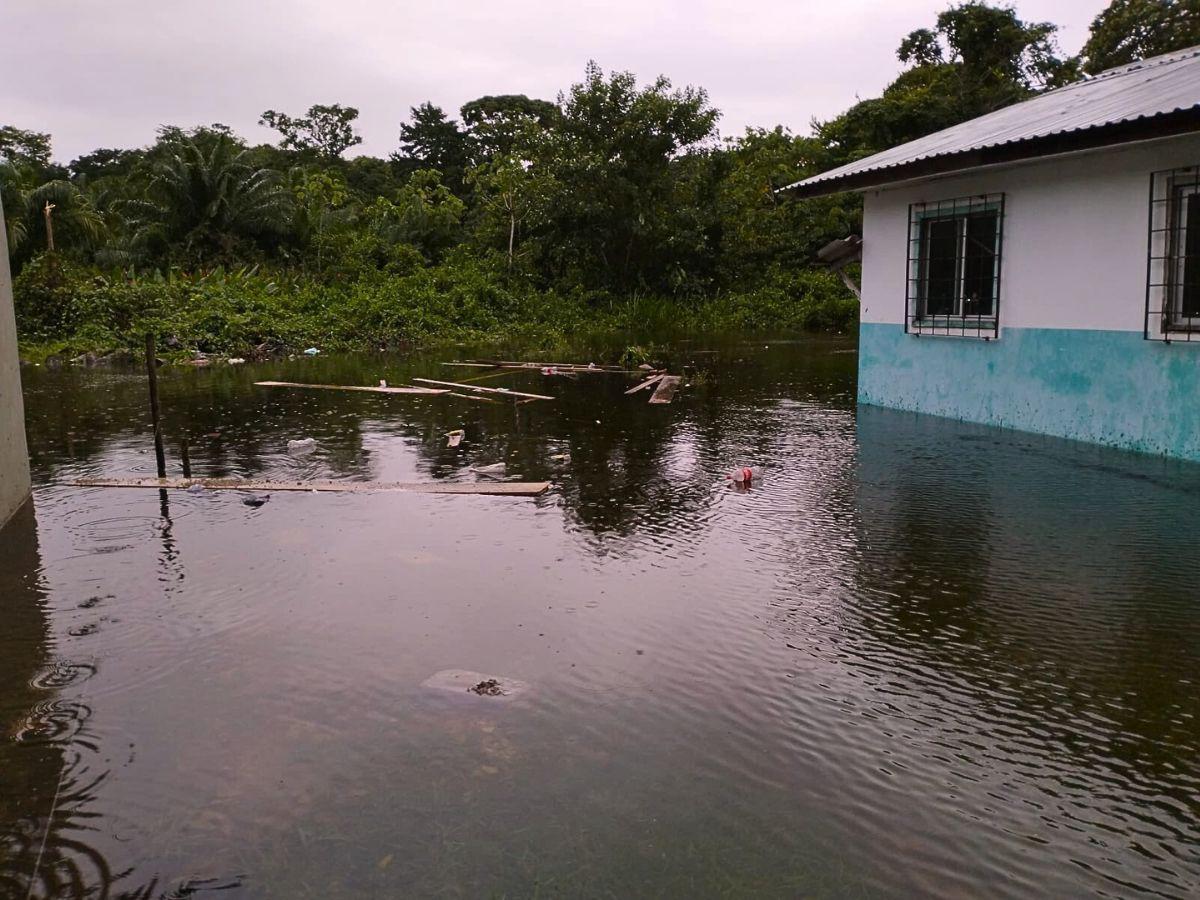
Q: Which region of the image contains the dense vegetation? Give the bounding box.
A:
[2,0,1194,360]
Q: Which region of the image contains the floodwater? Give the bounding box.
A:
[2,338,1199,899]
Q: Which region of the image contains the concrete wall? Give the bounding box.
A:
[0,202,31,527]
[857,133,1200,460]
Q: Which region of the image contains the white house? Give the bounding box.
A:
[0,201,31,528]
[788,46,1200,462]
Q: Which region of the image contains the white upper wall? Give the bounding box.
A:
[860,132,1200,330]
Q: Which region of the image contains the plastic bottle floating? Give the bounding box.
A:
[287,438,318,456]
[727,466,762,484]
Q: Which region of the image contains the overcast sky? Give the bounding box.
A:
[3,0,1105,164]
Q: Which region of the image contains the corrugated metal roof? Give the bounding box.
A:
[785,45,1200,195]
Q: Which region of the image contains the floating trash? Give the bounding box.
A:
[287,438,317,456]
[422,669,528,699]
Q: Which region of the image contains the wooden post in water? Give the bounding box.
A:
[180,437,191,478]
[144,334,166,478]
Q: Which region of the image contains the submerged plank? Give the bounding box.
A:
[648,375,683,405]
[412,378,555,401]
[255,381,447,395]
[69,477,550,496]
[625,374,665,395]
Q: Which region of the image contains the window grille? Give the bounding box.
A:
[906,194,1004,339]
[1146,167,1200,342]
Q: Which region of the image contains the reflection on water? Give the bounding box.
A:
[2,339,1199,898]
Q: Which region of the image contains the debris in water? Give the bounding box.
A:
[287,438,318,455]
[727,466,762,485]
[446,429,465,448]
[422,669,529,698]
[67,477,551,496]
[412,377,555,402]
[625,373,665,395]
[242,494,270,508]
[227,357,246,365]
[304,347,320,356]
[256,381,444,396]
[648,375,683,405]
[186,483,206,494]
[379,379,388,387]
[469,679,505,696]
[472,462,507,478]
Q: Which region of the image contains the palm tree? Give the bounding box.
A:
[0,161,106,258]
[122,132,293,264]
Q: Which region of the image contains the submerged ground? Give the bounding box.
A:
[2,337,1198,899]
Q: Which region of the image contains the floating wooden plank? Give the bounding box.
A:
[69,477,550,496]
[412,378,555,401]
[453,360,652,374]
[625,374,665,395]
[648,375,683,405]
[256,381,446,395]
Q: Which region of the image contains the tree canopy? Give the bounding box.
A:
[259,104,363,160]
[1081,0,1200,73]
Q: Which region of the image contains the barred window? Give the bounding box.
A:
[906,194,1004,339]
[1147,167,1200,342]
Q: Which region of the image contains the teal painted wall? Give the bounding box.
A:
[858,324,1200,461]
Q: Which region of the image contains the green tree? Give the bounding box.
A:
[123,130,293,264]
[716,127,856,285]
[529,62,720,294]
[0,126,52,169]
[259,104,363,160]
[467,152,556,270]
[69,147,141,182]
[0,162,106,259]
[289,169,354,268]
[394,103,470,192]
[389,168,466,258]
[1082,0,1200,74]
[815,2,1076,168]
[460,94,558,161]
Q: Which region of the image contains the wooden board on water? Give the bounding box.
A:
[69,477,550,496]
[412,378,555,401]
[648,375,683,404]
[256,381,446,395]
[450,360,653,374]
[625,374,665,395]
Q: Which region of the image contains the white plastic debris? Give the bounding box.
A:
[379,379,388,388]
[227,358,246,365]
[287,438,318,455]
[303,347,320,356]
[472,462,507,478]
[446,429,465,448]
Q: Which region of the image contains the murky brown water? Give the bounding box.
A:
[2,338,1199,899]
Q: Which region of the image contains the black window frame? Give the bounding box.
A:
[906,193,1005,340]
[1146,166,1200,342]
